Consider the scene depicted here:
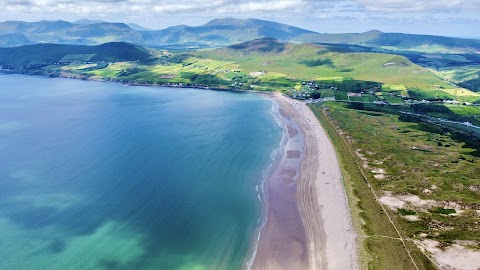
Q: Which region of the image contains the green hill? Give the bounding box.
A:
[0,20,74,35]
[1,38,478,103]
[195,39,453,87]
[0,33,35,47]
[0,42,153,66]
[0,20,142,45]
[294,30,480,54]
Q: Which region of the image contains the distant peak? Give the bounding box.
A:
[90,22,132,28]
[38,20,72,24]
[363,30,383,34]
[74,19,105,25]
[127,23,153,31]
[205,17,244,25]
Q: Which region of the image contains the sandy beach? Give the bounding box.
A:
[250,94,358,270]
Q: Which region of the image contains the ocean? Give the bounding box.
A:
[0,74,282,270]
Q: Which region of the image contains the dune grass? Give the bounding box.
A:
[309,102,479,267]
[310,101,480,268]
[309,103,438,270]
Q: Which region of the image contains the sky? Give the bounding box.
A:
[1,0,479,38]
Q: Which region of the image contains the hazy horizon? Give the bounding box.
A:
[1,0,479,38]
[1,17,479,40]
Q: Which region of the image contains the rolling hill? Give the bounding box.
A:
[194,38,468,93]
[0,33,35,47]
[0,20,74,35]
[0,42,153,67]
[294,30,480,54]
[0,20,142,46]
[2,37,477,102]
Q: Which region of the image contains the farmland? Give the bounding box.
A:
[2,39,480,105]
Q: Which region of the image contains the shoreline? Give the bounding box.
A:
[0,70,263,94]
[244,98,287,270]
[251,93,310,270]
[2,72,359,269]
[249,94,358,269]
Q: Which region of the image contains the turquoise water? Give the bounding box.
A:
[0,74,281,270]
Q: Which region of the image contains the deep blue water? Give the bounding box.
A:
[0,74,281,270]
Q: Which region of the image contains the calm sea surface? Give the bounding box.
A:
[0,74,281,270]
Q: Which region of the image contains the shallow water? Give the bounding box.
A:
[0,74,282,270]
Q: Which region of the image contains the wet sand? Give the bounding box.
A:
[250,94,358,270]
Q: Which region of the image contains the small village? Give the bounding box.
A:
[291,80,480,107]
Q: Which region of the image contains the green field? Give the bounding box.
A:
[2,40,480,104]
[194,43,463,92]
[362,94,378,103]
[445,104,480,123]
[435,65,480,92]
[383,95,405,104]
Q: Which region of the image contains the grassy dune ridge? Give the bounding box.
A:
[309,102,480,269]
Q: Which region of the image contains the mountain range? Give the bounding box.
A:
[1,18,479,54]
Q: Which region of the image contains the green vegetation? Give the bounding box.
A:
[294,31,480,54]
[196,43,450,88]
[435,65,480,92]
[2,38,479,103]
[0,27,478,269]
[1,18,479,269]
[398,209,417,216]
[429,207,456,215]
[2,39,480,119]
[309,102,480,268]
[0,42,152,67]
[309,103,437,270]
[309,102,480,266]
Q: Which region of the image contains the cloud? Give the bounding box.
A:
[0,0,337,14]
[356,0,480,12]
[2,0,479,16]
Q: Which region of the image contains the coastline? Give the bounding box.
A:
[250,93,358,269]
[0,70,260,93]
[2,72,359,269]
[244,98,287,270]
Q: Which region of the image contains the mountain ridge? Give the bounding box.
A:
[0,18,479,53]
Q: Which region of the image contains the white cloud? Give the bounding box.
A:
[2,0,479,15]
[356,0,480,12]
[0,0,336,14]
